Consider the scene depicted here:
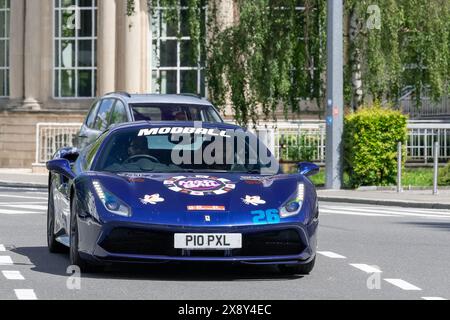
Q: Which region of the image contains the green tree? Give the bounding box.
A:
[130,0,450,124]
[345,0,450,109]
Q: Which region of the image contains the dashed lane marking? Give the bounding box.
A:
[320,209,396,217]
[317,251,346,259]
[0,194,47,200]
[2,271,25,280]
[14,289,37,300]
[350,264,382,273]
[422,297,447,300]
[0,256,14,265]
[0,209,42,215]
[2,204,47,211]
[321,206,450,219]
[384,279,422,291]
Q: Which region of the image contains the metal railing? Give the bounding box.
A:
[34,121,450,165]
[35,123,82,164]
[254,120,450,164]
[400,95,450,119]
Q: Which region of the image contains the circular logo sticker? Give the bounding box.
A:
[164,176,236,196]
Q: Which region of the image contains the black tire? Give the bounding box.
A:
[279,256,316,275]
[47,181,68,253]
[69,195,101,273]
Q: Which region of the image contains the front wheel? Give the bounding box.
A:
[69,196,100,273]
[47,181,68,253]
[279,256,316,275]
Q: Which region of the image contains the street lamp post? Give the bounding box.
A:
[325,0,344,189]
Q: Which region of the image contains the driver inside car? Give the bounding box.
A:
[127,136,149,158]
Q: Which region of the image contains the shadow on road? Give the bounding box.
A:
[398,221,450,232]
[11,246,303,282]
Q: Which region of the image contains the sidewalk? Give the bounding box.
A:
[318,189,450,209]
[0,169,449,209]
[0,169,48,189]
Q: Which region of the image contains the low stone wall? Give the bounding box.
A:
[0,111,84,168]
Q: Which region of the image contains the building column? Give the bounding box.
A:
[119,0,143,93]
[9,0,25,103]
[213,0,235,117]
[97,0,117,95]
[23,0,42,110]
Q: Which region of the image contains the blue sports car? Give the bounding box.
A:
[46,121,319,274]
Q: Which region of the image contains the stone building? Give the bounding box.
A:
[0,0,321,169]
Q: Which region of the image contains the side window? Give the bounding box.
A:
[85,101,100,128]
[110,100,128,125]
[94,99,115,131]
[85,133,108,170]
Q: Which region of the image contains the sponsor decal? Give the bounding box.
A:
[242,195,266,206]
[140,194,165,205]
[240,175,277,187]
[251,209,280,225]
[138,127,231,138]
[164,175,236,196]
[205,215,211,222]
[187,205,226,211]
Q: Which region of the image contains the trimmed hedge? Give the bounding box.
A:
[438,162,450,186]
[344,105,408,188]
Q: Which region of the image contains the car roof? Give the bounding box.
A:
[109,121,243,133]
[104,93,214,106]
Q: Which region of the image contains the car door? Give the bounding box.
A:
[76,100,100,149]
[81,98,116,148]
[109,99,129,126]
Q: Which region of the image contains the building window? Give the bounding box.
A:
[0,0,10,98]
[54,0,97,98]
[151,0,206,96]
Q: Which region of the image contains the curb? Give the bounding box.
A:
[0,180,48,190]
[318,196,450,210]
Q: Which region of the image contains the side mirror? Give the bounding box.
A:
[298,162,320,177]
[46,159,75,180]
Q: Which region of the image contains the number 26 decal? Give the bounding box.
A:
[251,209,280,225]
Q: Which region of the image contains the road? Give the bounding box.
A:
[0,186,449,300]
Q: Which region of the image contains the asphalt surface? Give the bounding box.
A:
[0,186,449,300]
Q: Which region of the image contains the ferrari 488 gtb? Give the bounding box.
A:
[46,122,319,274]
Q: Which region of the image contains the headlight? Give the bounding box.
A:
[92,180,131,217]
[279,183,304,218]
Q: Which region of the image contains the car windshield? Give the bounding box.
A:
[130,104,223,123]
[95,126,279,175]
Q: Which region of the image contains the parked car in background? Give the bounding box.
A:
[75,93,224,149]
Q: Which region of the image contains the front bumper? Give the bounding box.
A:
[77,218,318,265]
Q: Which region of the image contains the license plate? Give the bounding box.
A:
[174,233,242,250]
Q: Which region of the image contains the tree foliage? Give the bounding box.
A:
[207,0,326,125]
[129,0,450,124]
[345,0,450,108]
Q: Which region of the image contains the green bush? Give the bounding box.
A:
[344,104,408,188]
[438,162,450,186]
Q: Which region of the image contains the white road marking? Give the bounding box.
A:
[321,209,396,217]
[2,271,25,280]
[0,209,42,215]
[422,297,447,300]
[0,244,5,251]
[321,206,450,219]
[2,204,47,211]
[384,279,422,291]
[14,289,37,300]
[0,194,47,200]
[317,251,346,259]
[0,256,14,265]
[0,202,47,205]
[350,264,382,273]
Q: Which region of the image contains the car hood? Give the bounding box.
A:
[86,172,307,226]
